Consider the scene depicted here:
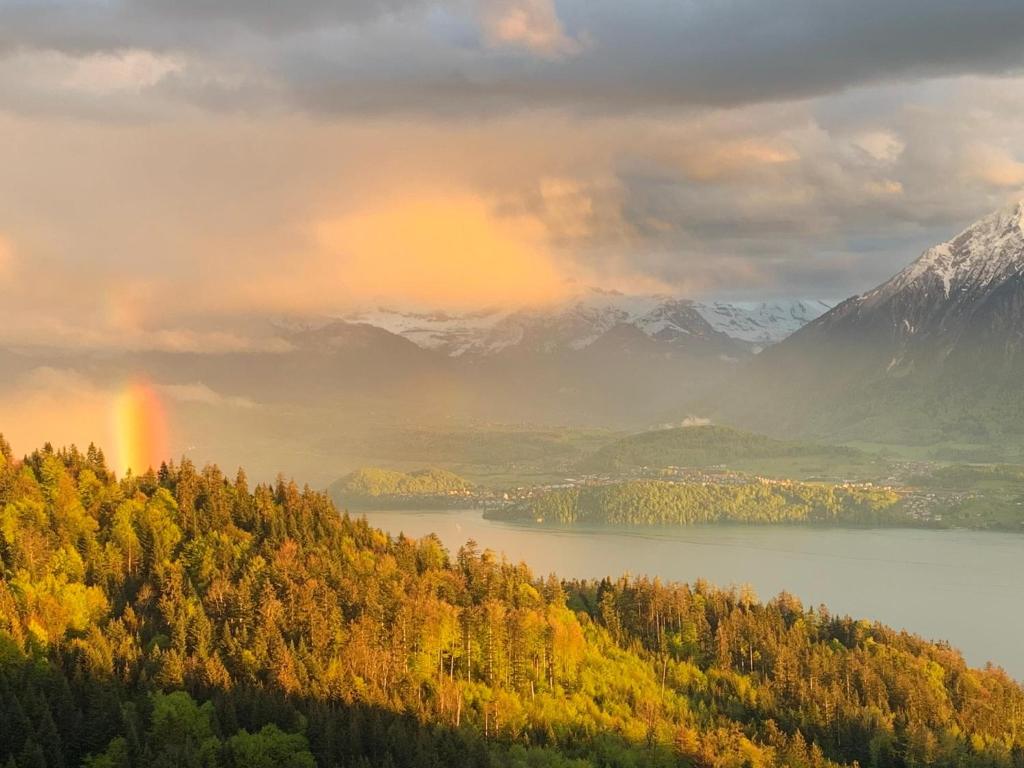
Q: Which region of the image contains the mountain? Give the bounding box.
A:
[344,290,828,356]
[722,200,1024,448]
[0,290,829,483]
[797,200,1024,361]
[692,299,834,345]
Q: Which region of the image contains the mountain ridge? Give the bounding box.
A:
[719,199,1024,447]
[344,290,832,356]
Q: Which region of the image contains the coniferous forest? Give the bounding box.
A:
[1,437,1023,768]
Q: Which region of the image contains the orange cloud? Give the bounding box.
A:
[480,0,582,57]
[971,145,1024,188]
[304,193,572,309]
[671,139,798,181]
[0,235,13,281]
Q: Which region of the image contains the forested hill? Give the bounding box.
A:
[489,480,904,527]
[327,467,474,509]
[1,437,1023,768]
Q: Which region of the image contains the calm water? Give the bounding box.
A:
[362,508,1024,679]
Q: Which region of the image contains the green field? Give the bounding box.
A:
[580,424,888,481]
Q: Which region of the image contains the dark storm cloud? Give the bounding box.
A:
[551,0,1024,108]
[2,0,1024,115]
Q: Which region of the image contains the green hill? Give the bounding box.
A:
[581,424,874,479]
[0,439,1022,768]
[328,466,474,508]
[489,479,904,527]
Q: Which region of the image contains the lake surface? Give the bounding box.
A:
[362,508,1024,679]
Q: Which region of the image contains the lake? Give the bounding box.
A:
[361,508,1024,679]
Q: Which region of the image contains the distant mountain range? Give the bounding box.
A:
[15,202,1024,468]
[342,292,832,356]
[723,200,1024,452]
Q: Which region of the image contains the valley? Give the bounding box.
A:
[328,425,1024,531]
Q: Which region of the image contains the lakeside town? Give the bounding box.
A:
[332,459,993,527]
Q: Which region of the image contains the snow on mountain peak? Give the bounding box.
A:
[892,200,1024,298]
[692,299,834,344]
[343,293,829,355]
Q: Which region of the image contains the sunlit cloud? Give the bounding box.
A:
[0,234,13,282]
[667,138,799,182]
[2,68,1024,348]
[970,145,1024,188]
[305,192,574,309]
[852,131,906,163]
[479,0,583,57]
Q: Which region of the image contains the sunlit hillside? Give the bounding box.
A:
[1,439,1022,768]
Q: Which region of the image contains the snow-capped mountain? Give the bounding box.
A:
[344,290,828,356]
[724,199,1024,444]
[884,200,1024,301]
[692,300,833,344]
[336,307,509,356]
[793,199,1024,361]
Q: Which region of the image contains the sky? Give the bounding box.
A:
[1,0,1024,354]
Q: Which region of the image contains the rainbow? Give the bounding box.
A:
[113,379,168,476]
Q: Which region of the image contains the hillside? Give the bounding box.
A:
[328,467,474,508]
[581,425,876,480]
[0,438,1023,768]
[488,480,903,527]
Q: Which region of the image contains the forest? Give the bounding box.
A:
[489,481,905,527]
[0,436,1022,768]
[327,468,474,509]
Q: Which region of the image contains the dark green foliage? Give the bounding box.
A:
[0,438,1022,768]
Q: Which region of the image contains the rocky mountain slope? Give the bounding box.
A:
[723,200,1024,447]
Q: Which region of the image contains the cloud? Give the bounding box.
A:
[300,192,574,309]
[3,63,1024,347]
[969,145,1024,188]
[479,0,582,57]
[0,235,12,281]
[61,49,184,94]
[2,0,1024,117]
[160,383,257,409]
[853,131,905,163]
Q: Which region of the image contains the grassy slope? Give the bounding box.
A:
[580,425,885,481]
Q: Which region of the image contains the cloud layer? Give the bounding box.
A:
[1,1,1024,349]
